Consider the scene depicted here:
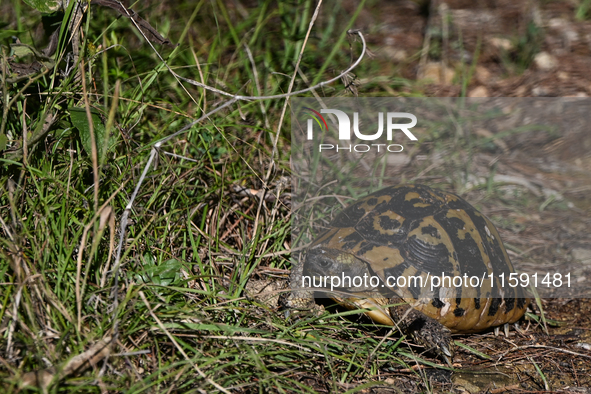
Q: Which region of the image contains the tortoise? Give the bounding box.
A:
[287,184,530,365]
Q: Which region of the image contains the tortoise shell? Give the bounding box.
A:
[306,184,529,333]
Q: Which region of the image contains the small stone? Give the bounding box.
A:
[534,52,558,71]
[515,86,527,96]
[475,65,491,83]
[572,248,591,263]
[468,86,490,97]
[549,18,567,28]
[387,153,410,166]
[417,62,455,85]
[381,47,408,62]
[532,86,550,96]
[489,37,513,51]
[453,377,481,394]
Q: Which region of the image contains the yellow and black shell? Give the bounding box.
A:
[308,184,529,333]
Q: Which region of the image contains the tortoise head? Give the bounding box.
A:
[303,247,376,292]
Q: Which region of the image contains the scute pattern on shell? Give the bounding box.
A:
[310,184,529,333]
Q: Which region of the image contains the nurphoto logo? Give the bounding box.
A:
[304,107,418,153]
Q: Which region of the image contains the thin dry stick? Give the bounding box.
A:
[489,384,521,394]
[138,291,231,394]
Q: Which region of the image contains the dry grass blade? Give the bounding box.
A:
[20,336,112,392]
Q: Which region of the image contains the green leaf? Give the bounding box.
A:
[22,0,63,13]
[69,107,108,163]
[0,29,22,41]
[11,43,38,58]
[135,256,184,287]
[0,133,7,151]
[10,42,55,69]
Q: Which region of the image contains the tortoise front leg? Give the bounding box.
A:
[389,302,454,366]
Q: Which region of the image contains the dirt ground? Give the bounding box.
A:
[324,0,591,392]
